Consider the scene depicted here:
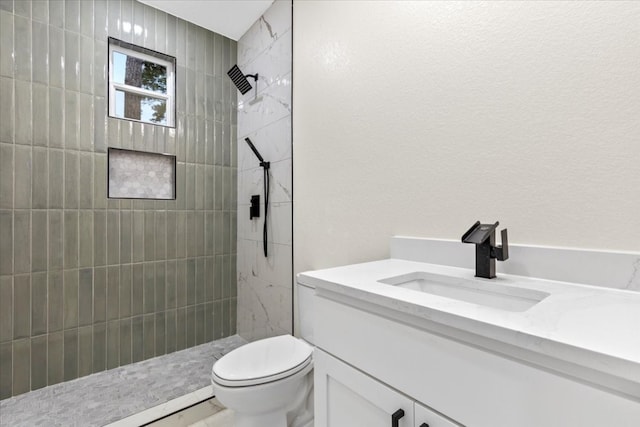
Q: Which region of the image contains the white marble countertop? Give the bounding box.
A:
[298,259,640,398]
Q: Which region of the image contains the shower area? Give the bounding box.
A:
[0,0,292,424]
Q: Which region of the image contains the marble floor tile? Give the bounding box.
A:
[147,398,226,427]
[0,335,246,427]
[189,409,235,427]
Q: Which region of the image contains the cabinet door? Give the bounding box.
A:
[315,349,414,427]
[415,402,462,427]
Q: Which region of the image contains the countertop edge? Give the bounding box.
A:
[303,273,640,401]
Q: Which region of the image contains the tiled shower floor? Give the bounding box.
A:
[0,335,246,427]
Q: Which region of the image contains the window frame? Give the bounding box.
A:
[108,38,176,128]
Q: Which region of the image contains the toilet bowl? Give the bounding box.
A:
[211,282,317,427]
[212,335,313,427]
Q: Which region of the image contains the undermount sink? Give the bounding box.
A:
[378,271,549,312]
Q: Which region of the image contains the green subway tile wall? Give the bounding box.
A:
[0,0,237,400]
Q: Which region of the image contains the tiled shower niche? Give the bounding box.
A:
[0,0,238,399]
[108,148,176,200]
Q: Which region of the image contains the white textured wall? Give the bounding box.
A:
[293,0,640,276]
[237,0,292,341]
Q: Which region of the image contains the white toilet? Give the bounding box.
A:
[211,281,316,427]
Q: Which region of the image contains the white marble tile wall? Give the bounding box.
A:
[236,0,292,341]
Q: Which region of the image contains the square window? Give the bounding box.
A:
[108,38,176,127]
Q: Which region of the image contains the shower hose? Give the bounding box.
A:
[262,165,269,257]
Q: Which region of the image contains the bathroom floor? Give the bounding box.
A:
[0,336,246,426]
[146,398,234,427]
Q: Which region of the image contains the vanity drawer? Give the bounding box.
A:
[415,401,460,427]
[314,295,640,427]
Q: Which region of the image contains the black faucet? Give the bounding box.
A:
[461,221,509,279]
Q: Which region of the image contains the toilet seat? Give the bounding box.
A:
[212,335,313,387]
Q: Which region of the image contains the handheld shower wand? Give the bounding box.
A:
[244,137,266,165]
[244,138,270,258]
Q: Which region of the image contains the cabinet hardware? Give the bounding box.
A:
[419,424,430,427]
[391,409,405,427]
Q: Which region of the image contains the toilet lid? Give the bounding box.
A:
[212,335,313,387]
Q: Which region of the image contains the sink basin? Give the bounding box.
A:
[378,272,549,312]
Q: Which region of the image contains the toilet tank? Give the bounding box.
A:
[297,280,316,345]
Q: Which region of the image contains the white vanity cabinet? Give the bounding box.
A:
[314,348,414,426]
[414,403,460,427]
[314,348,459,427]
[312,293,640,427]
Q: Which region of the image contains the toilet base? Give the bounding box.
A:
[213,364,313,427]
[235,411,286,427]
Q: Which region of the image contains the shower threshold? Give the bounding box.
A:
[108,386,228,427]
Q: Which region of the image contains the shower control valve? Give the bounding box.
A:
[250,195,260,219]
